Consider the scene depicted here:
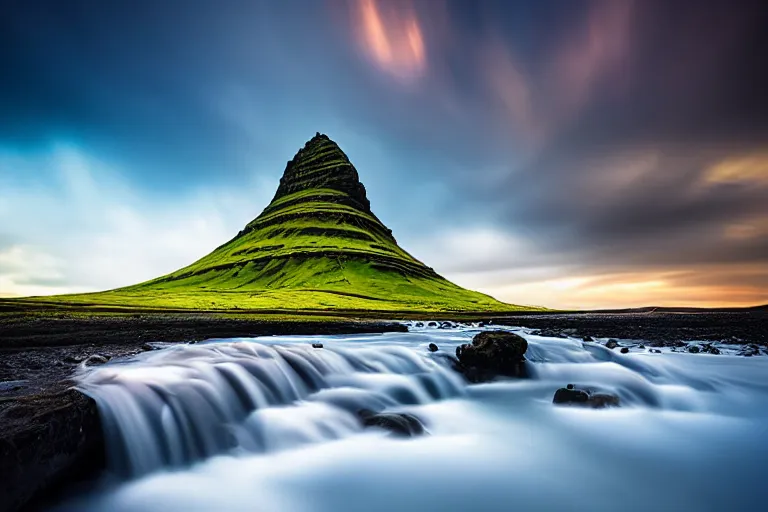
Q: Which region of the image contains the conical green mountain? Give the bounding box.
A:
[51,134,533,312]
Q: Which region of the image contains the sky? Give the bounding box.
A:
[1,0,767,309]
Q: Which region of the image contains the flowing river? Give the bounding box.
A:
[51,324,768,512]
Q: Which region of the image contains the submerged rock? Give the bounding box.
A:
[650,349,662,354]
[455,331,528,382]
[620,347,630,354]
[687,345,700,354]
[428,343,439,352]
[358,409,426,437]
[553,385,620,408]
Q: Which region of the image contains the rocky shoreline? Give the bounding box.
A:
[1,309,766,511]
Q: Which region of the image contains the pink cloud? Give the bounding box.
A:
[349,0,427,82]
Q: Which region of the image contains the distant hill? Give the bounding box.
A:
[29,134,536,313]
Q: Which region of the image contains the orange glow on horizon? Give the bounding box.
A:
[457,268,768,311]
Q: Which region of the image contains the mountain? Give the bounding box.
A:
[39,134,535,313]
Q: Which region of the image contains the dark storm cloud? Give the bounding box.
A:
[429,0,768,277]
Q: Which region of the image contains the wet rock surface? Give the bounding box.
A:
[0,389,104,512]
[553,385,620,408]
[455,331,528,382]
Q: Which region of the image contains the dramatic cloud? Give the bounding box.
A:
[351,0,426,81]
[1,0,766,307]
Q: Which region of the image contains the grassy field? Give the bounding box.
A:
[6,134,544,315]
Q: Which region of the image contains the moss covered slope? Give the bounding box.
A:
[41,134,537,312]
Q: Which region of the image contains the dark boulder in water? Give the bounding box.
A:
[553,386,620,408]
[687,345,700,353]
[620,347,630,354]
[650,349,662,354]
[455,331,528,383]
[583,335,594,342]
[428,343,439,352]
[358,409,426,437]
[311,343,324,349]
[553,386,589,404]
[605,339,619,350]
[428,322,438,328]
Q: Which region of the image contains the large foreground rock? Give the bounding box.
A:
[455,330,528,382]
[0,388,104,511]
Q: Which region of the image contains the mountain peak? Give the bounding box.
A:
[102,135,524,313]
[272,133,370,213]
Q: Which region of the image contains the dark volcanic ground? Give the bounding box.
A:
[489,310,768,346]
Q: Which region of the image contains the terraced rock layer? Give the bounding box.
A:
[38,134,530,312]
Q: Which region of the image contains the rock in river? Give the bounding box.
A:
[428,343,439,352]
[553,385,620,409]
[455,330,528,382]
[358,409,426,437]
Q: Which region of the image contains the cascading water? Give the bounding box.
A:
[53,326,768,512]
[77,336,465,477]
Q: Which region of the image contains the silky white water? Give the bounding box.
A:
[53,325,768,512]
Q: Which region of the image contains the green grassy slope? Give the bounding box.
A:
[28,134,541,313]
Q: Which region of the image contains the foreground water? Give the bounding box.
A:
[54,325,768,512]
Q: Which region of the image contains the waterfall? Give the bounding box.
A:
[61,328,768,512]
[76,338,465,477]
